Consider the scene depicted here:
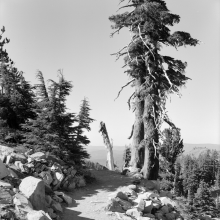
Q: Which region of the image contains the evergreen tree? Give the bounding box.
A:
[109,0,198,179]
[216,168,220,189]
[191,181,219,219]
[69,98,94,163]
[173,160,183,196]
[0,27,35,144]
[160,127,184,174]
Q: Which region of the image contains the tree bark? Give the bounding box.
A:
[129,78,144,168]
[99,122,114,171]
[141,94,159,180]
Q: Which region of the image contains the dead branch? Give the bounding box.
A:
[127,92,135,110]
[114,79,135,101]
[128,124,134,139]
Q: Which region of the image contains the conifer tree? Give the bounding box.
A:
[192,181,219,218]
[160,127,184,174]
[109,0,198,179]
[0,27,35,144]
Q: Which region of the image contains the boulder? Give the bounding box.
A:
[29,152,46,160]
[51,201,63,213]
[117,198,133,211]
[26,210,52,220]
[77,176,86,187]
[7,168,18,178]
[0,159,9,179]
[0,189,12,204]
[165,212,176,220]
[19,176,46,211]
[126,208,142,218]
[39,171,53,185]
[105,198,125,213]
[0,180,12,188]
[54,191,72,205]
[159,197,176,207]
[160,205,169,214]
[139,180,160,192]
[143,200,153,214]
[12,153,27,164]
[0,145,14,161]
[116,191,128,201]
[160,191,173,199]
[13,193,33,210]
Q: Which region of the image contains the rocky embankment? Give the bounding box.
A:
[0,145,91,220]
[105,178,219,220]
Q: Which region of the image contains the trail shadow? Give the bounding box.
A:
[62,169,134,220]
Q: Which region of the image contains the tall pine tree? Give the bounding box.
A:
[109,0,198,179]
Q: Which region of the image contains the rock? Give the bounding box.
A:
[165,212,176,220]
[30,152,46,160]
[6,155,14,164]
[67,181,76,191]
[7,168,18,178]
[0,210,15,219]
[0,189,12,204]
[19,176,46,211]
[128,184,137,191]
[51,201,63,213]
[39,171,53,185]
[142,191,159,200]
[152,202,161,209]
[143,200,153,214]
[77,176,86,187]
[52,195,63,203]
[0,145,14,161]
[139,180,160,192]
[137,198,145,211]
[0,159,9,179]
[143,213,155,218]
[45,195,53,206]
[160,205,169,214]
[13,193,33,210]
[12,153,27,164]
[54,191,72,205]
[126,208,142,218]
[117,198,133,211]
[105,198,125,213]
[116,191,128,201]
[160,191,173,199]
[55,172,64,182]
[26,210,52,220]
[0,180,12,188]
[159,197,176,207]
[14,161,25,172]
[155,212,166,220]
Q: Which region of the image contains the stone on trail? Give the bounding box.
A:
[19,176,46,211]
[26,210,52,220]
[139,179,160,192]
[0,159,9,179]
[143,200,153,214]
[0,180,12,188]
[126,208,142,219]
[29,152,46,160]
[54,191,72,205]
[160,205,169,214]
[165,212,176,220]
[116,191,129,201]
[159,197,176,207]
[12,153,27,164]
[13,193,33,209]
[105,198,125,213]
[117,198,133,211]
[39,171,53,185]
[51,201,63,213]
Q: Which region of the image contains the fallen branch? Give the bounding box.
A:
[127,92,135,110]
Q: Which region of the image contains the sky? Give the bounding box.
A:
[0,0,219,147]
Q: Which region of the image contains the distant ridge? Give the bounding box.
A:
[87,144,220,168]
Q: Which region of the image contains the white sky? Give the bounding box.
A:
[0,0,219,146]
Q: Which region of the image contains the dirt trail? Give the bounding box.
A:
[62,170,133,220]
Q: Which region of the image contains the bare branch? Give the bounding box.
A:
[128,124,134,139]
[117,4,137,12]
[114,79,135,101]
[127,92,135,110]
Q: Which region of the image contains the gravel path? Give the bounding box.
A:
[62,170,133,220]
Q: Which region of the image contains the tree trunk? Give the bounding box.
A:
[129,78,144,168]
[99,122,114,171]
[141,94,159,180]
